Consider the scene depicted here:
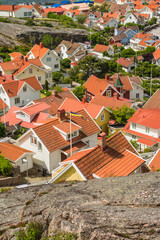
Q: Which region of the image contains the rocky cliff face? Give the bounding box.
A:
[0,22,89,47]
[0,173,160,240]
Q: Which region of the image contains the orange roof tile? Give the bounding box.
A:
[149,150,160,172]
[137,137,157,147]
[0,142,32,162]
[0,98,8,110]
[33,109,100,153]
[62,141,87,155]
[110,73,133,91]
[9,52,24,59]
[103,12,119,19]
[55,121,81,134]
[153,47,160,61]
[143,89,160,109]
[84,75,110,96]
[116,57,134,68]
[93,44,110,53]
[62,131,144,179]
[20,102,50,116]
[91,95,133,110]
[28,44,49,59]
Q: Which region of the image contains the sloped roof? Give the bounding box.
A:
[29,44,49,59]
[58,98,104,119]
[62,131,144,179]
[20,102,50,117]
[33,109,100,153]
[0,142,32,162]
[153,47,160,61]
[149,150,160,172]
[34,88,78,115]
[110,73,133,91]
[116,57,134,67]
[93,44,110,53]
[84,75,110,96]
[143,89,160,109]
[0,98,8,110]
[9,52,24,59]
[1,76,42,98]
[130,75,142,85]
[90,95,133,110]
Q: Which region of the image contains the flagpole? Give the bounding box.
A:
[70,110,72,156]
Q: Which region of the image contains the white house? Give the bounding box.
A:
[27,42,60,72]
[123,108,160,151]
[138,6,155,20]
[17,109,100,173]
[92,44,114,58]
[97,17,118,30]
[124,12,139,25]
[54,40,86,60]
[0,142,33,172]
[0,76,42,108]
[0,5,32,17]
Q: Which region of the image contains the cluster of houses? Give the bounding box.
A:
[0,0,160,185]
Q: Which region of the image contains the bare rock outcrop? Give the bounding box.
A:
[0,173,160,239]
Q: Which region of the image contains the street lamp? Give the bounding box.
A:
[22,158,28,185]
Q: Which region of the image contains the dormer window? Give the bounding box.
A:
[67,131,78,140]
[23,86,27,92]
[29,68,33,74]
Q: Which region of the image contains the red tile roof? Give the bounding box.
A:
[110,73,133,91]
[84,75,110,96]
[34,89,78,115]
[153,47,160,61]
[90,95,133,110]
[0,98,8,110]
[62,131,144,179]
[0,142,32,162]
[33,109,100,153]
[28,44,49,59]
[2,76,42,98]
[116,57,134,68]
[62,141,87,155]
[58,98,104,119]
[9,52,24,59]
[126,108,160,129]
[143,89,160,109]
[20,102,50,117]
[55,121,81,134]
[149,150,160,172]
[93,44,110,53]
[137,137,157,147]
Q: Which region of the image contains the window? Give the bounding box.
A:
[45,73,49,79]
[132,122,136,129]
[28,12,32,16]
[101,113,105,121]
[54,64,59,69]
[30,136,37,145]
[15,98,20,104]
[146,127,150,133]
[136,93,139,99]
[68,131,78,139]
[38,141,42,151]
[29,68,33,74]
[24,12,27,16]
[47,57,51,62]
[23,86,27,92]
[132,135,136,139]
[49,72,52,78]
[106,90,111,97]
[38,76,41,82]
[22,158,26,164]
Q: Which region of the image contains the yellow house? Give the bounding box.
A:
[0,58,52,86]
[58,98,111,134]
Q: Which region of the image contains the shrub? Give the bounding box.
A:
[42,232,78,240]
[52,71,64,82]
[25,19,35,26]
[0,187,11,193]
[144,148,151,153]
[0,155,12,177]
[0,121,6,137]
[16,221,43,240]
[52,85,64,93]
[130,140,139,150]
[61,58,71,69]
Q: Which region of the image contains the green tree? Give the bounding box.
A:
[63,77,72,84]
[61,58,71,69]
[130,140,139,150]
[73,86,85,101]
[52,71,64,83]
[68,66,79,82]
[42,34,52,49]
[0,122,6,137]
[0,155,12,177]
[109,105,135,124]
[53,85,64,93]
[144,46,155,54]
[76,15,87,24]
[120,48,135,58]
[45,80,49,91]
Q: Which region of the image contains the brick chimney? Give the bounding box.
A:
[25,57,28,62]
[12,4,14,11]
[97,132,107,151]
[113,92,119,100]
[52,90,57,96]
[40,42,43,49]
[105,74,110,81]
[85,88,87,99]
[0,71,2,77]
[82,97,87,103]
[58,109,65,121]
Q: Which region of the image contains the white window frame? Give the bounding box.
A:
[38,141,42,151]
[29,68,33,74]
[106,90,111,97]
[146,127,150,133]
[38,76,41,82]
[101,113,105,121]
[30,136,37,145]
[46,57,51,62]
[15,98,20,104]
[23,86,27,92]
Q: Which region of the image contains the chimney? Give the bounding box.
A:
[12,74,14,80]
[82,97,87,103]
[0,71,2,77]
[12,4,14,11]
[58,109,65,121]
[113,92,119,100]
[105,74,110,81]
[25,57,28,61]
[85,88,87,99]
[97,132,107,151]
[40,42,43,49]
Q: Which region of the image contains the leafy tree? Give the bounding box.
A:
[53,85,64,93]
[76,15,87,24]
[42,34,52,49]
[144,46,155,54]
[73,86,85,101]
[63,77,72,84]
[61,58,71,69]
[120,48,135,58]
[68,66,79,82]
[0,122,6,137]
[52,71,64,83]
[130,140,139,150]
[0,155,12,177]
[147,17,157,26]
[109,105,135,124]
[25,19,35,26]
